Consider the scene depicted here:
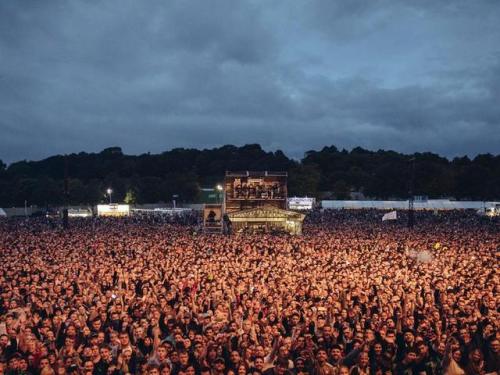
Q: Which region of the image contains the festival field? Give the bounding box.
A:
[0,210,498,375]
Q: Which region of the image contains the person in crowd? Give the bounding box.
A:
[0,209,497,375]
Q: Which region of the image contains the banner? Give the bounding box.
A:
[288,197,315,210]
[382,210,397,221]
[97,204,130,217]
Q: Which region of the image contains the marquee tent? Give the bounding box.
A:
[321,200,499,210]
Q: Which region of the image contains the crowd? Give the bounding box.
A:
[128,211,200,227]
[0,209,498,375]
[231,183,284,200]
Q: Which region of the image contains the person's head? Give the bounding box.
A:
[8,354,21,370]
[384,330,395,343]
[213,357,225,372]
[275,359,288,375]
[343,326,352,339]
[358,352,369,368]
[81,346,92,359]
[237,363,247,375]
[489,338,499,354]
[290,313,300,326]
[174,333,183,343]
[294,336,305,348]
[0,335,9,347]
[403,329,414,344]
[322,325,332,337]
[179,351,190,366]
[63,336,75,348]
[119,332,130,346]
[364,329,375,342]
[83,360,94,375]
[157,345,168,360]
[405,350,417,363]
[436,341,446,355]
[170,351,179,363]
[277,346,289,359]
[65,325,76,337]
[97,331,105,344]
[17,358,28,371]
[148,365,161,375]
[230,350,241,364]
[206,345,218,360]
[330,345,342,361]
[254,345,265,358]
[99,346,111,361]
[143,337,153,347]
[338,366,349,375]
[315,348,328,364]
[184,365,196,375]
[294,358,305,370]
[373,342,383,356]
[160,364,171,375]
[122,347,133,362]
[253,357,264,370]
[39,357,51,369]
[40,367,55,375]
[417,341,429,356]
[452,348,462,363]
[205,327,214,338]
[91,319,102,331]
[459,328,470,342]
[469,348,483,363]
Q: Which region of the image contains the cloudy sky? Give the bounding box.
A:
[1,0,499,164]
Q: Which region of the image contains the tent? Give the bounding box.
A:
[321,200,499,211]
[0,208,7,218]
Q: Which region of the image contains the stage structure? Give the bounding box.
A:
[203,204,223,233]
[221,171,304,235]
[227,206,305,235]
[224,171,288,212]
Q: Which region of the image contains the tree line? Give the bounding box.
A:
[0,144,498,207]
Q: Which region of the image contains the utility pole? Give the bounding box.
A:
[62,155,69,229]
[408,157,415,229]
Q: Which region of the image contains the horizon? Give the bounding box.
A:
[3,143,499,167]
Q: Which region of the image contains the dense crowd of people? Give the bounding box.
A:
[0,209,498,375]
[230,181,284,200]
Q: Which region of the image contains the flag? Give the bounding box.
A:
[382,210,397,221]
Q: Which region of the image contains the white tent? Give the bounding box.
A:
[321,200,499,211]
[0,208,7,217]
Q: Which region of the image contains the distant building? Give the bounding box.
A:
[199,188,223,204]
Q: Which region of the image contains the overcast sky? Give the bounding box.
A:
[1,0,499,164]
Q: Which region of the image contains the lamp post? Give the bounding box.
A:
[106,188,113,204]
[216,184,223,204]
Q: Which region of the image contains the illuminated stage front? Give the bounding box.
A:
[227,206,305,235]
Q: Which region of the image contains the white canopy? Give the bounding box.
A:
[0,208,7,217]
[321,200,499,210]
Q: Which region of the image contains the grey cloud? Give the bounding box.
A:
[0,0,499,164]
